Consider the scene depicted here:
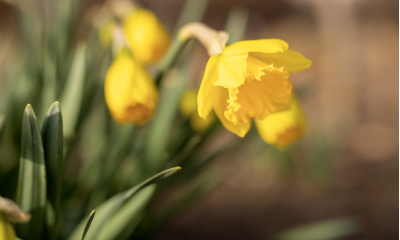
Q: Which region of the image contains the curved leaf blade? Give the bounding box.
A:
[67,167,181,240]
[81,210,96,240]
[60,43,86,138]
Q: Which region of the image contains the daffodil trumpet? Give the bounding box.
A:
[179,22,311,138]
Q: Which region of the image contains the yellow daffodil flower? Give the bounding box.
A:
[255,95,306,149]
[0,196,31,240]
[179,23,311,137]
[104,49,158,125]
[180,90,215,132]
[123,9,170,64]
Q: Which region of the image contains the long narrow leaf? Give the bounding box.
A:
[97,186,155,240]
[81,210,96,240]
[15,104,47,240]
[41,101,63,239]
[60,43,86,138]
[0,114,5,136]
[67,167,181,240]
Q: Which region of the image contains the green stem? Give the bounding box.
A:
[155,38,189,87]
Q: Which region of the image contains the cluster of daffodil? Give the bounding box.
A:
[104,10,311,149]
[0,0,317,239]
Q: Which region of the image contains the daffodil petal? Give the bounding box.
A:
[215,54,247,88]
[212,85,251,137]
[223,39,288,56]
[198,55,220,119]
[250,50,311,73]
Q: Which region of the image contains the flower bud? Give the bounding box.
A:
[180,90,215,132]
[104,49,158,125]
[123,9,170,64]
[255,95,306,149]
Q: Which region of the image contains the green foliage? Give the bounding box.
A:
[272,218,359,240]
[15,105,47,240]
[0,1,336,240]
[81,210,96,240]
[41,102,64,239]
[68,167,181,240]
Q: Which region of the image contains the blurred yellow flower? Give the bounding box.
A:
[104,49,158,125]
[255,95,306,149]
[198,38,311,137]
[99,20,117,47]
[180,90,215,132]
[123,9,170,64]
[0,213,16,240]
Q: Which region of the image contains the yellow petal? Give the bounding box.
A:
[212,85,251,137]
[198,55,220,119]
[249,50,311,73]
[214,54,247,88]
[255,95,306,149]
[223,39,288,56]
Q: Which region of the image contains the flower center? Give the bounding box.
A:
[223,65,292,125]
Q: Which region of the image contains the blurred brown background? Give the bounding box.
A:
[0,0,398,239]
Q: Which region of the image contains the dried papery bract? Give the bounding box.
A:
[179,22,229,56]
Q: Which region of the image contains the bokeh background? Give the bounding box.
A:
[0,0,398,239]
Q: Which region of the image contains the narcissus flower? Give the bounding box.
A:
[180,90,215,132]
[123,9,170,64]
[105,49,158,125]
[179,23,311,137]
[255,95,306,149]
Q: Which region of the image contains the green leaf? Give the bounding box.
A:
[15,104,47,240]
[60,43,86,138]
[81,210,96,240]
[0,114,5,136]
[67,167,181,240]
[272,218,359,240]
[97,186,155,240]
[225,7,249,45]
[41,101,63,239]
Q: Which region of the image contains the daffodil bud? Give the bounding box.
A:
[180,90,215,132]
[104,49,158,125]
[99,20,117,47]
[181,23,311,137]
[255,95,306,149]
[123,9,170,64]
